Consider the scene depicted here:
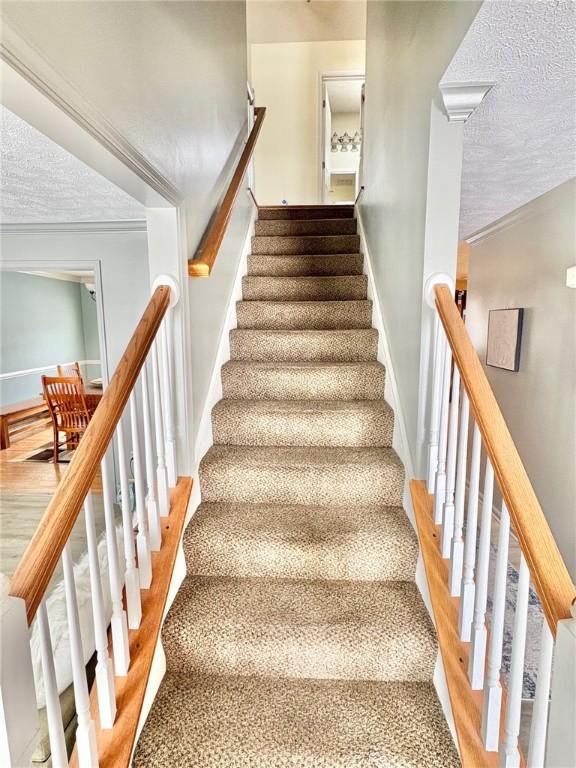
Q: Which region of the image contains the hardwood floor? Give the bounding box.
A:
[0,426,101,493]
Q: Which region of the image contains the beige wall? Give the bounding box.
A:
[359,0,481,467]
[247,1,366,45]
[251,40,365,205]
[466,180,576,579]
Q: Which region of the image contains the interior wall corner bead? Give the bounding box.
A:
[439,81,495,124]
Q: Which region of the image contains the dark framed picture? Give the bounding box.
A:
[486,308,524,372]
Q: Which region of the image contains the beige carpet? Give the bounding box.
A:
[134,205,460,767]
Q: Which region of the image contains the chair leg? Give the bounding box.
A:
[53,426,59,464]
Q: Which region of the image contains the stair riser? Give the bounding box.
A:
[185,505,418,581]
[212,406,394,447]
[163,578,435,682]
[221,362,386,400]
[229,329,378,362]
[247,253,363,277]
[258,205,354,220]
[199,458,404,507]
[236,300,373,330]
[254,219,357,236]
[242,275,367,301]
[252,234,360,255]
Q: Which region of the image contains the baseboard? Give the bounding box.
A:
[356,207,416,524]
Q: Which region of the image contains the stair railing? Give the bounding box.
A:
[1,276,193,768]
[188,105,266,278]
[412,275,576,768]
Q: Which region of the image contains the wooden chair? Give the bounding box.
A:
[42,375,92,463]
[56,362,82,379]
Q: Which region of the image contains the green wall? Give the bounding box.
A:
[0,272,99,405]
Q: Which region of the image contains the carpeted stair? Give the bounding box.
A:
[134,204,460,767]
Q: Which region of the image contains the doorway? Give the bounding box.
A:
[319,73,365,204]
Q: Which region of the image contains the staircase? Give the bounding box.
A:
[133,205,460,766]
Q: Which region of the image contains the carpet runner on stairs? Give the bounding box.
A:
[133,204,460,767]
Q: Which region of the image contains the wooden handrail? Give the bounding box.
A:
[188,106,266,277]
[434,283,576,635]
[9,285,172,625]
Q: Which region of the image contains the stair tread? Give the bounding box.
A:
[211,399,394,447]
[242,274,367,301]
[133,674,459,768]
[199,444,404,506]
[252,234,360,255]
[185,502,418,581]
[254,218,357,236]
[236,299,372,329]
[221,360,386,400]
[229,328,378,362]
[247,253,363,276]
[161,575,437,682]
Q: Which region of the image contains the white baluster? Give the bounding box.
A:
[427,315,444,492]
[152,339,170,517]
[500,554,530,767]
[83,492,116,728]
[116,418,142,629]
[100,452,129,676]
[62,544,98,767]
[459,423,482,640]
[469,458,495,689]
[434,335,452,524]
[160,320,177,488]
[140,361,161,551]
[482,501,511,751]
[37,602,68,767]
[130,390,152,588]
[449,391,469,595]
[527,619,554,767]
[441,366,460,557]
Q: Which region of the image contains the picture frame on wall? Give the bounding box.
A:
[486,307,524,372]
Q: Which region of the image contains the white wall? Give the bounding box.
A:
[466,179,576,579]
[251,40,365,204]
[359,0,481,469]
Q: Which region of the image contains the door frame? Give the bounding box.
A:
[317,70,365,204]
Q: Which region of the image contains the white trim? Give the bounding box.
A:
[193,210,256,467]
[439,81,494,124]
[0,221,147,236]
[0,41,178,208]
[356,207,416,518]
[0,360,101,382]
[465,180,573,245]
[318,70,364,203]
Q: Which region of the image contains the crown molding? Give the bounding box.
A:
[0,220,147,235]
[465,180,573,245]
[0,22,182,206]
[439,81,495,123]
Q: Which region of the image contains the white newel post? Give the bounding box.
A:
[152,274,180,489]
[0,596,38,767]
[545,612,576,768]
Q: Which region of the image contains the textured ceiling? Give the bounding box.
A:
[443,0,576,238]
[0,105,145,223]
